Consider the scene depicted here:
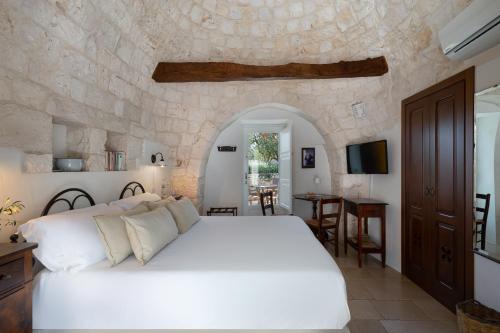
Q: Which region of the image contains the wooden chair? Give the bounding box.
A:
[207,207,238,216]
[260,191,275,216]
[272,178,279,204]
[306,197,343,256]
[248,186,260,206]
[475,193,491,250]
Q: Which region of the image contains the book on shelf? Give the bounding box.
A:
[105,151,126,171]
[115,151,126,171]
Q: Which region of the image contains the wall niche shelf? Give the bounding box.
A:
[48,121,136,173]
[23,169,139,176]
[24,118,167,175]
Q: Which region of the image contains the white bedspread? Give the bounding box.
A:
[33,215,350,329]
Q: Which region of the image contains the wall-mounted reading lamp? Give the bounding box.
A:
[151,152,166,167]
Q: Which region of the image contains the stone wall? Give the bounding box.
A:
[0,0,170,173]
[0,0,471,207]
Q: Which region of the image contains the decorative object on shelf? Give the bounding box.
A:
[217,146,237,152]
[105,151,127,171]
[0,197,25,232]
[151,152,166,167]
[302,147,315,168]
[54,158,83,172]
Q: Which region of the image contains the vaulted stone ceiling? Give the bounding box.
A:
[0,0,473,203]
[126,0,471,65]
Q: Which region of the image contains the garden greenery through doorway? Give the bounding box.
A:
[247,132,279,207]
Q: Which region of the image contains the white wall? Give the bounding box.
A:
[471,44,500,92]
[469,46,500,311]
[363,122,402,271]
[476,114,500,244]
[203,106,331,220]
[0,147,168,242]
[52,124,67,158]
[474,254,500,310]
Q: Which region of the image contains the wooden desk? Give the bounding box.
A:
[343,198,387,268]
[293,194,341,219]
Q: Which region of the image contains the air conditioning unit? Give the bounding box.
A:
[439,0,500,60]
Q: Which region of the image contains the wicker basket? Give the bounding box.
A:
[457,300,500,333]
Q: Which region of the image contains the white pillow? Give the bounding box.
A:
[122,207,178,265]
[109,193,161,210]
[55,203,110,216]
[146,196,176,210]
[18,205,123,272]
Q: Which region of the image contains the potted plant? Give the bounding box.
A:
[0,198,25,232]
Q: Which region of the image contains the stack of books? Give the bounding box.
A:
[105,151,126,171]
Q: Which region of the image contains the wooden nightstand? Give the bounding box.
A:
[0,243,37,333]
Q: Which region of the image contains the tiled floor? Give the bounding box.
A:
[325,244,458,333]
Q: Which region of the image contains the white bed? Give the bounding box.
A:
[33,215,350,329]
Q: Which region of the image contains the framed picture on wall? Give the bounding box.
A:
[302,147,315,168]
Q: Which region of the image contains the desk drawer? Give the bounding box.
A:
[359,205,384,216]
[0,258,24,294]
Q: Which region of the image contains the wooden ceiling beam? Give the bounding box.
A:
[152,56,389,83]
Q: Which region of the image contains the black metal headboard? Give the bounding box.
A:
[10,188,96,243]
[41,188,96,216]
[119,182,145,199]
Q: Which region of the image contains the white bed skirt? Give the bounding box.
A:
[33,216,350,329]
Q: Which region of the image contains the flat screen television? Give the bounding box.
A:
[346,140,388,174]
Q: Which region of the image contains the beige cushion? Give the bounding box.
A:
[109,192,161,210]
[122,207,178,264]
[146,196,176,210]
[94,204,149,266]
[166,198,200,233]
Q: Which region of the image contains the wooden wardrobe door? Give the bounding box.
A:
[402,67,474,312]
[403,96,431,290]
[427,81,466,310]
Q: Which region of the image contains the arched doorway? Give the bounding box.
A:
[203,104,333,218]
